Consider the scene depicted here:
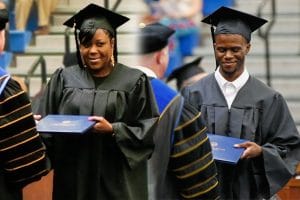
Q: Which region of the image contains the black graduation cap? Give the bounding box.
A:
[138,22,175,54]
[63,3,129,35]
[202,6,268,43]
[167,56,205,89]
[0,9,8,31]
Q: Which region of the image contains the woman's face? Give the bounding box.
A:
[80,29,115,77]
[214,34,250,81]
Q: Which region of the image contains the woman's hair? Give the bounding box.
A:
[79,26,113,45]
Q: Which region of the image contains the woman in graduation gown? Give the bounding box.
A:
[182,7,300,200]
[34,4,159,200]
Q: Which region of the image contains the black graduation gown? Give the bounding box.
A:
[35,64,159,200]
[148,78,183,199]
[0,76,49,200]
[181,74,300,200]
[148,78,219,200]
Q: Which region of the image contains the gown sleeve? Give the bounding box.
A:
[255,93,300,197]
[112,74,159,169]
[0,78,50,188]
[169,100,220,200]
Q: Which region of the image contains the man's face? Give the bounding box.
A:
[214,34,250,81]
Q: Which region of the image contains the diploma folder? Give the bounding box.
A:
[37,115,95,134]
[207,134,247,164]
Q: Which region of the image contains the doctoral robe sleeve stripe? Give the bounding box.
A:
[5,156,49,184]
[5,152,46,171]
[181,180,220,200]
[175,112,201,131]
[172,152,213,172]
[180,175,219,199]
[0,117,35,146]
[0,89,25,104]
[6,147,45,164]
[171,149,216,185]
[173,126,207,146]
[0,134,45,161]
[175,158,215,180]
[0,80,50,186]
[0,127,35,143]
[0,104,31,119]
[0,91,29,114]
[0,134,39,152]
[171,133,208,158]
[183,172,218,191]
[169,102,220,199]
[0,107,33,128]
[0,112,36,135]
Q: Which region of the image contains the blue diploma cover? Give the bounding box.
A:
[207,134,247,164]
[37,115,96,134]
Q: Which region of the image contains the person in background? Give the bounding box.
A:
[0,8,50,200]
[0,1,28,92]
[15,0,58,35]
[143,0,160,16]
[167,56,207,90]
[0,0,6,9]
[182,6,300,199]
[135,22,219,200]
[202,0,235,17]
[159,0,203,77]
[141,0,203,78]
[34,4,159,200]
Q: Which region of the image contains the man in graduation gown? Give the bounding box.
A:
[0,8,50,200]
[135,22,220,200]
[181,7,300,199]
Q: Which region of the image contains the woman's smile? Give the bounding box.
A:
[89,57,101,63]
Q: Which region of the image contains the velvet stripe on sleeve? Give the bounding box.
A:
[170,101,220,200]
[0,78,50,188]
